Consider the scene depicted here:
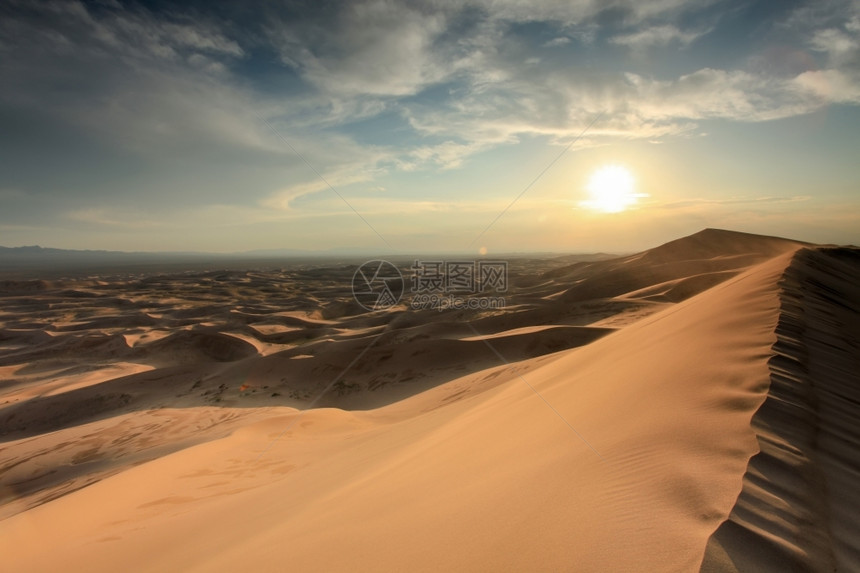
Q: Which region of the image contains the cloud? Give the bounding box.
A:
[400,63,821,155]
[3,0,860,250]
[810,28,858,59]
[12,0,846,183]
[611,25,710,48]
[624,69,817,122]
[454,0,723,27]
[0,1,262,154]
[295,1,855,159]
[542,36,571,47]
[0,0,243,63]
[268,1,449,97]
[794,69,860,103]
[258,0,745,153]
[779,0,860,103]
[261,168,381,212]
[3,0,853,179]
[402,141,493,170]
[657,195,813,210]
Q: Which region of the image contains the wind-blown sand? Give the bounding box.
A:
[1,229,858,571]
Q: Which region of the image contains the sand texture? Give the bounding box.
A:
[2,229,858,572]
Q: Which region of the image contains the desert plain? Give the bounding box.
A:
[1,228,858,572]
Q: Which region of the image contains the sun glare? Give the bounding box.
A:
[582,165,639,213]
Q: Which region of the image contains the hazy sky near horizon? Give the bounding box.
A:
[1,0,859,254]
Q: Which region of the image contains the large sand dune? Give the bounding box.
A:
[1,229,858,571]
[701,247,860,572]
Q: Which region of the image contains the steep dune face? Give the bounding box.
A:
[700,247,860,573]
[0,244,798,572]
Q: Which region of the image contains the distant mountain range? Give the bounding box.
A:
[0,244,616,278]
[0,244,313,259]
[0,244,375,275]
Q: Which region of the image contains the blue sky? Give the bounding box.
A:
[1,0,859,254]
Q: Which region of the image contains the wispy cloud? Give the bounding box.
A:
[267,1,449,97]
[542,36,571,48]
[656,195,813,210]
[611,25,711,49]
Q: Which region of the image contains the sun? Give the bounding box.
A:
[581,165,639,213]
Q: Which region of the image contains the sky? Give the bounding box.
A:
[1,0,859,255]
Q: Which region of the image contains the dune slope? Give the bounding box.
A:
[0,245,798,571]
[558,228,802,305]
[700,247,860,572]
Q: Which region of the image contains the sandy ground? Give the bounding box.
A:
[1,228,857,571]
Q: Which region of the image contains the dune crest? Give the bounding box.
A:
[701,247,860,572]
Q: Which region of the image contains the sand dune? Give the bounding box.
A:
[559,229,802,304]
[0,406,277,521]
[700,247,860,572]
[1,229,858,571]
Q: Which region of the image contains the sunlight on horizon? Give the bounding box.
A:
[581,165,642,214]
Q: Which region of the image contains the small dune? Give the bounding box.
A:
[133,330,259,365]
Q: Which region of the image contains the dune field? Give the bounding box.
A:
[1,228,858,572]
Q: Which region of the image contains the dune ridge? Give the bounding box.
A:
[700,246,860,572]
